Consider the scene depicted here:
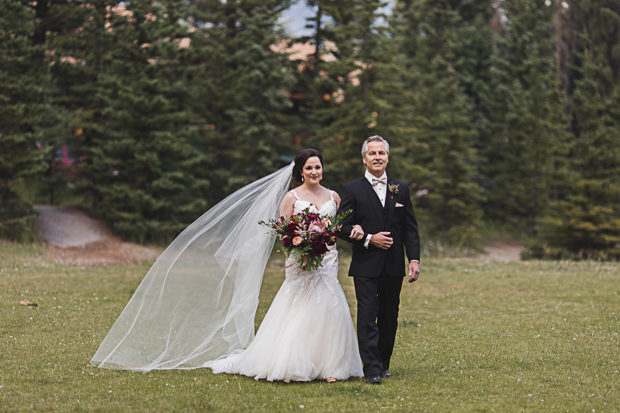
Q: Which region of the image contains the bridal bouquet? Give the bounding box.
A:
[260,208,352,272]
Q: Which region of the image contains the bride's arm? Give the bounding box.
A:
[336,186,367,246]
[333,192,341,209]
[333,192,363,240]
[279,192,296,218]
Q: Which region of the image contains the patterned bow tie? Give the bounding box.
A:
[372,176,387,186]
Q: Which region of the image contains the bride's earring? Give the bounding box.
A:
[301,176,305,182]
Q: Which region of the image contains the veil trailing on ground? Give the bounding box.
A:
[91,163,294,371]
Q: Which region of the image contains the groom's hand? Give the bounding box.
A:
[408,261,420,283]
[369,232,393,250]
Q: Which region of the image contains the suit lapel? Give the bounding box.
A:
[361,178,385,224]
[385,177,396,230]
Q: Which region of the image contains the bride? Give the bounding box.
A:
[205,149,363,382]
[91,148,363,382]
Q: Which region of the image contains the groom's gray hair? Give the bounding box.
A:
[361,135,390,158]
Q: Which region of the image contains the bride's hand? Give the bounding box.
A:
[350,224,364,241]
[302,255,309,270]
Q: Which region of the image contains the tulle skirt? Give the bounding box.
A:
[205,248,363,382]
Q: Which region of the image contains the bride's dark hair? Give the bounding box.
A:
[292,149,323,185]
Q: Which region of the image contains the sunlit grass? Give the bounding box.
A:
[1,241,619,412]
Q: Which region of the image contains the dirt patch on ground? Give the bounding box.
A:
[35,206,162,266]
[476,240,525,262]
[43,239,162,266]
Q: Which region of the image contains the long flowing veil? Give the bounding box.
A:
[91,163,294,371]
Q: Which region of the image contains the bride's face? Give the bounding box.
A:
[302,157,323,185]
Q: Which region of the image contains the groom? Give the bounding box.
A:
[338,135,420,384]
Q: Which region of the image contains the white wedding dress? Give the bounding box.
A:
[205,190,363,382]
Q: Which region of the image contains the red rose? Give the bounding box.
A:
[282,237,292,247]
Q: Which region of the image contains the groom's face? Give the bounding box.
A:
[363,141,389,177]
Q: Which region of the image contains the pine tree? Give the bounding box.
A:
[52,0,212,243]
[572,0,620,98]
[186,0,294,202]
[25,0,83,206]
[0,0,53,240]
[449,1,497,216]
[280,0,343,176]
[47,0,295,241]
[394,0,485,245]
[482,0,569,231]
[530,47,620,259]
[312,0,411,190]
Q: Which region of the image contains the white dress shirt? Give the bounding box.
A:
[366,170,387,207]
[363,170,387,248]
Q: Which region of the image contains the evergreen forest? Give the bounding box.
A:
[1,0,620,259]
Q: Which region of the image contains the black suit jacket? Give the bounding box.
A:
[337,176,420,278]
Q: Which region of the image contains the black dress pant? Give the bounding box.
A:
[353,271,403,378]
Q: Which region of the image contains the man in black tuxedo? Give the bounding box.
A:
[337,135,420,384]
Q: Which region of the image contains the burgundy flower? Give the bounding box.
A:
[282,237,292,247]
[311,241,328,257]
[284,222,298,236]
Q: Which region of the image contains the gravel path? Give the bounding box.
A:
[34,206,109,247]
[34,206,161,265]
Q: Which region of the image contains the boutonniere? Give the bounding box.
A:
[388,183,400,198]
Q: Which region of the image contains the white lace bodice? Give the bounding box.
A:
[285,189,338,282]
[290,189,337,217]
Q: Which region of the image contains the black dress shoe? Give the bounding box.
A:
[381,370,391,378]
[366,375,382,384]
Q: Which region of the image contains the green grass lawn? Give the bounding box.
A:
[1,241,619,412]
